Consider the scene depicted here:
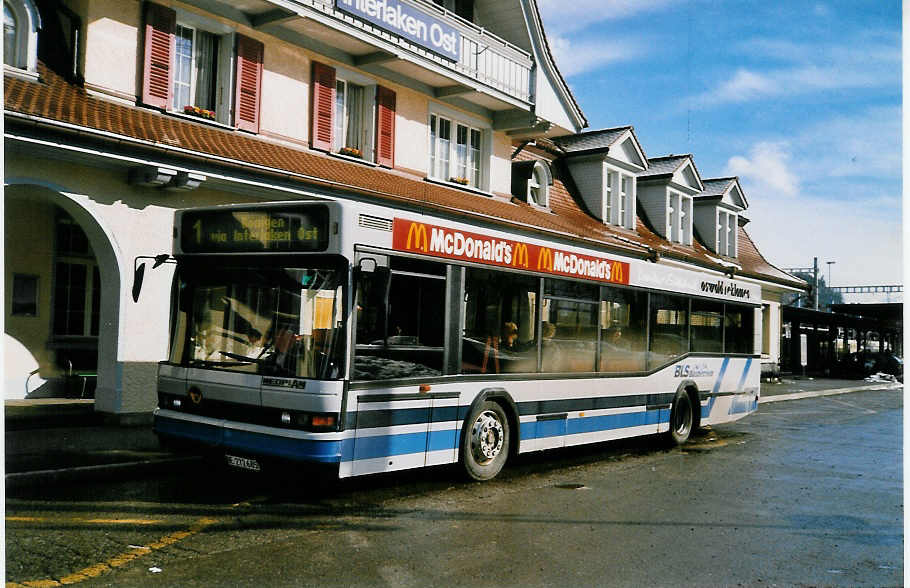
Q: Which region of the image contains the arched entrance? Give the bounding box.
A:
[4,182,121,411]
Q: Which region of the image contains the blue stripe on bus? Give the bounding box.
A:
[352,429,459,460]
[222,428,344,463]
[352,431,427,461]
[516,410,663,441]
[703,357,730,419]
[428,429,458,452]
[155,415,345,463]
[736,358,753,392]
[155,414,223,445]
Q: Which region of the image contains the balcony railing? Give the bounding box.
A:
[299,0,534,104]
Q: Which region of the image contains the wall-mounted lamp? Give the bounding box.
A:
[128,166,206,191]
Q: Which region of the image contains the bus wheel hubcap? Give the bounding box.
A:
[472,411,504,462]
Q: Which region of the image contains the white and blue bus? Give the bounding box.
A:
[150,199,760,480]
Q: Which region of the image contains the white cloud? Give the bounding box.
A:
[725,142,799,197]
[537,0,679,36]
[794,105,901,180]
[745,190,902,286]
[549,36,647,77]
[692,35,899,107]
[726,138,902,285]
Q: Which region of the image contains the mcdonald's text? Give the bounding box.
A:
[392,218,629,284]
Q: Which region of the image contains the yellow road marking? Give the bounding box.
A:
[6,517,217,587]
[6,517,161,525]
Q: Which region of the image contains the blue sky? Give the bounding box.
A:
[537,0,902,295]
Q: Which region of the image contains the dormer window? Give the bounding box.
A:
[604,167,635,229]
[667,192,693,245]
[528,161,549,207]
[717,209,737,256]
[694,177,747,258]
[511,159,552,207]
[3,0,39,75]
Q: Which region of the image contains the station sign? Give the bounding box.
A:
[336,0,460,61]
[392,218,630,285]
[180,205,330,253]
[635,262,761,304]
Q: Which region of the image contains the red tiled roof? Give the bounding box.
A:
[4,65,805,290]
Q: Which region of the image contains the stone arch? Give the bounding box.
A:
[4,179,122,411]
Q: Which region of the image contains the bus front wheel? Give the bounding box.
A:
[462,401,510,481]
[667,389,694,446]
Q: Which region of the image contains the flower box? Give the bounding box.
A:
[450,177,470,186]
[339,146,362,158]
[183,105,216,121]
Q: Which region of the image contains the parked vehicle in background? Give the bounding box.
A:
[839,351,902,382]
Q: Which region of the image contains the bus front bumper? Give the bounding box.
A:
[154,410,348,464]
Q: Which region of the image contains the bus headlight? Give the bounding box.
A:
[277,411,338,431]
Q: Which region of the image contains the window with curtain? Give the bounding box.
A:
[4,2,17,67]
[429,113,483,188]
[172,23,222,119]
[334,79,364,153]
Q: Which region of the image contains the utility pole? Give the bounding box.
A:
[813,257,819,309]
[826,260,835,286]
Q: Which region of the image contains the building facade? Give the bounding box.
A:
[4,0,804,416]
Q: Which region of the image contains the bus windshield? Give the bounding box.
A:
[171,264,346,380]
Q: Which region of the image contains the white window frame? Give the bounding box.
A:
[681,194,692,245]
[171,10,234,125]
[3,0,38,76]
[619,175,630,228]
[603,165,635,229]
[667,191,693,245]
[427,104,489,190]
[605,170,614,223]
[668,192,679,242]
[527,160,549,208]
[716,209,738,256]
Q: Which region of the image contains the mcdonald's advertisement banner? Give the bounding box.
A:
[392,218,629,285]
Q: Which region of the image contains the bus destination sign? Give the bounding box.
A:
[392,218,630,285]
[180,206,330,253]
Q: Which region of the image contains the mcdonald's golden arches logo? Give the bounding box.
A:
[610,261,623,283]
[537,247,553,271]
[513,243,529,268]
[406,222,429,252]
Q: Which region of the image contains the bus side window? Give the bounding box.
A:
[353,257,446,381]
[462,268,537,374]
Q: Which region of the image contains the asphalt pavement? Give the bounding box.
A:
[4,377,902,491]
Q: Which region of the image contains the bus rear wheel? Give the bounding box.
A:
[462,401,510,481]
[667,389,694,446]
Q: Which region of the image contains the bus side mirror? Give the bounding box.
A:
[132,254,175,302]
[132,263,146,303]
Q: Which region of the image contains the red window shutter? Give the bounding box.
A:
[234,35,264,133]
[310,62,336,152]
[141,2,176,110]
[375,86,396,168]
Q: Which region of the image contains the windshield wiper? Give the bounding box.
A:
[218,350,265,364]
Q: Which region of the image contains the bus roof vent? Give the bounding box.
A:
[358,214,393,232]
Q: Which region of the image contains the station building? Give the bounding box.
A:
[4,0,806,418]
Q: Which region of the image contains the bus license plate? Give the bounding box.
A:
[225,454,261,472]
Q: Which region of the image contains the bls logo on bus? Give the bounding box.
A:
[673,363,714,378]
